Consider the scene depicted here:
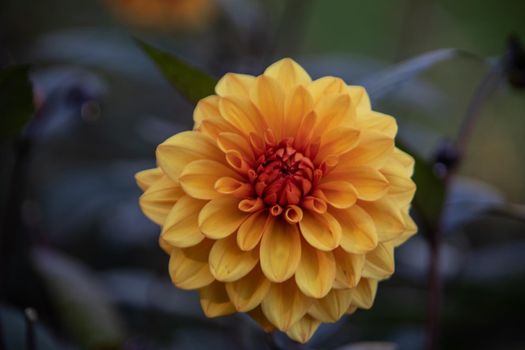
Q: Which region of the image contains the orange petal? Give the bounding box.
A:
[355,110,397,138]
[179,159,240,200]
[295,241,336,298]
[391,210,417,247]
[199,281,236,317]
[264,58,312,91]
[261,279,312,331]
[313,94,353,137]
[260,218,301,282]
[308,77,345,104]
[139,175,184,225]
[315,127,360,161]
[333,248,365,288]
[360,198,406,242]
[330,166,390,201]
[217,132,254,162]
[193,95,220,126]
[284,85,314,138]
[340,130,394,169]
[209,235,259,282]
[362,242,395,280]
[318,181,358,209]
[161,195,206,248]
[215,73,255,98]
[284,205,303,224]
[135,167,163,191]
[157,131,224,181]
[352,278,378,310]
[215,177,253,198]
[308,289,353,323]
[219,96,265,135]
[286,315,320,344]
[331,206,378,254]
[225,266,271,312]
[169,240,214,290]
[237,210,269,251]
[198,197,247,239]
[299,210,342,251]
[249,75,285,139]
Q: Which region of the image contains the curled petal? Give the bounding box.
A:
[299,210,342,251]
[217,132,254,162]
[209,235,259,282]
[199,197,248,239]
[238,198,264,213]
[261,279,312,331]
[161,195,206,248]
[237,210,269,251]
[284,205,303,224]
[215,177,253,198]
[295,241,336,298]
[200,281,236,317]
[264,58,312,91]
[308,289,353,323]
[180,159,240,200]
[225,266,271,312]
[135,167,163,191]
[260,218,301,282]
[169,240,214,290]
[286,315,321,344]
[157,131,224,180]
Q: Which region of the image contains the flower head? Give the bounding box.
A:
[106,0,215,31]
[136,58,417,343]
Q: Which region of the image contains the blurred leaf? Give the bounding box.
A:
[0,65,34,140]
[359,49,485,99]
[397,142,445,229]
[136,39,217,103]
[32,248,124,349]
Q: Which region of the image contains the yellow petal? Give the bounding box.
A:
[362,242,395,280]
[333,248,365,288]
[209,235,259,282]
[331,166,390,201]
[308,289,353,323]
[260,218,301,282]
[391,210,417,247]
[315,127,360,161]
[161,195,206,248]
[352,278,378,310]
[308,77,345,104]
[157,131,224,181]
[286,315,320,344]
[314,94,354,137]
[360,198,406,242]
[135,167,163,191]
[217,132,254,162]
[340,130,394,169]
[214,177,253,198]
[264,58,312,91]
[179,159,239,200]
[139,175,184,225]
[248,307,275,332]
[299,210,342,251]
[169,240,214,290]
[261,279,312,331]
[331,205,378,254]
[225,266,271,312]
[284,85,314,138]
[347,85,371,113]
[249,75,285,139]
[159,236,173,254]
[381,169,416,206]
[355,111,397,138]
[237,210,269,251]
[199,281,236,317]
[215,73,255,98]
[318,181,358,209]
[295,241,336,298]
[219,96,265,135]
[198,196,247,239]
[193,95,220,127]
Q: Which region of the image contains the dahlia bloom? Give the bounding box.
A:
[106,0,215,31]
[136,58,416,343]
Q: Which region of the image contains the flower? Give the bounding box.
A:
[136,58,417,343]
[105,0,215,31]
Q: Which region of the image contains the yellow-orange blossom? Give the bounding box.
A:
[136,58,417,343]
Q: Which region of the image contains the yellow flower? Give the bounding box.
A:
[105,0,215,31]
[136,58,417,343]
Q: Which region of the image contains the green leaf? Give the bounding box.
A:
[136,39,217,103]
[0,65,34,140]
[359,48,485,99]
[398,141,446,228]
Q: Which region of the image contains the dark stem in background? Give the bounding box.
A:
[424,57,505,350]
[24,308,37,350]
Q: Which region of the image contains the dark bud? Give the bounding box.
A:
[432,139,459,178]
[506,34,525,89]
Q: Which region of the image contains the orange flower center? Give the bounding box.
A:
[251,138,322,208]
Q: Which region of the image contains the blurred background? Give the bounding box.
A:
[1,0,525,349]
